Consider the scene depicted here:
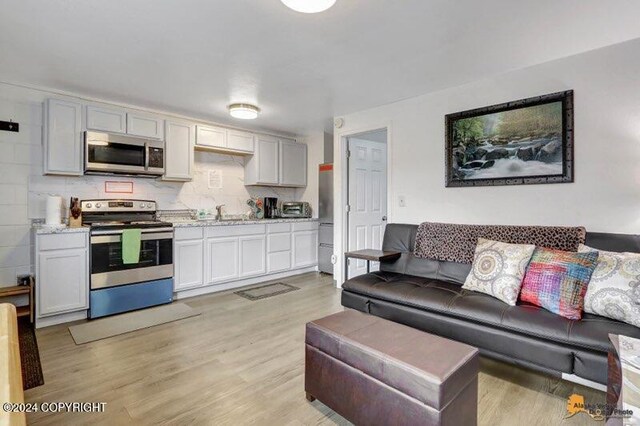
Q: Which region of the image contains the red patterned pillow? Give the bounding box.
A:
[520,247,599,320]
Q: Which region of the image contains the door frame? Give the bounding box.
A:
[334,122,392,287]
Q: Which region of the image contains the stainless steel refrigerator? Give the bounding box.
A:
[318,163,333,274]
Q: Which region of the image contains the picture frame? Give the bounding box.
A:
[445,90,574,187]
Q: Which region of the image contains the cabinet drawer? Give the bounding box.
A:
[268,251,291,273]
[38,233,87,251]
[174,227,203,241]
[293,221,319,232]
[267,233,291,253]
[206,224,266,238]
[267,223,291,233]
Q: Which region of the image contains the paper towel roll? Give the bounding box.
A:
[45,195,63,225]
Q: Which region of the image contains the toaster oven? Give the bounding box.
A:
[280,202,312,218]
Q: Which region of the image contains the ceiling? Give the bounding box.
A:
[1,1,640,136]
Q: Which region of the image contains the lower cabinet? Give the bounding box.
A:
[173,222,319,293]
[206,237,240,284]
[174,239,204,290]
[36,233,89,318]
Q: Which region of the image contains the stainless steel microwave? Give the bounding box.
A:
[84,131,165,177]
[281,202,312,218]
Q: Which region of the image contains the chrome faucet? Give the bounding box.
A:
[215,205,225,221]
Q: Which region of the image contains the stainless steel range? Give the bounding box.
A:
[82,199,174,319]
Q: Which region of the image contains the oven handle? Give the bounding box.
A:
[91,231,173,244]
[91,227,174,236]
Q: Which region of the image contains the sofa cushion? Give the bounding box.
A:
[342,272,640,353]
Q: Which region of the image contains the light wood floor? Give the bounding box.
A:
[26,272,604,425]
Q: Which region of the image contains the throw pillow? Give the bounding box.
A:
[520,247,599,320]
[462,238,536,305]
[578,244,640,327]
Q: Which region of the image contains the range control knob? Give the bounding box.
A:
[140,203,146,208]
[86,203,92,208]
[96,203,102,208]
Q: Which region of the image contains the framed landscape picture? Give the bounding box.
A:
[445,90,573,187]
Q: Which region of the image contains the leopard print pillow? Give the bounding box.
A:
[414,222,586,264]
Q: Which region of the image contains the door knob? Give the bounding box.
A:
[382,216,387,222]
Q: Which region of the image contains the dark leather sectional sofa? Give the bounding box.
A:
[341,224,640,385]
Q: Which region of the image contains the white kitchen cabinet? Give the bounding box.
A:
[86,105,127,133]
[196,125,227,149]
[245,136,307,187]
[280,139,307,187]
[206,237,240,284]
[44,98,84,176]
[174,239,204,290]
[293,229,319,269]
[127,112,164,139]
[164,120,195,181]
[239,235,266,278]
[245,134,280,185]
[227,130,255,153]
[36,233,89,318]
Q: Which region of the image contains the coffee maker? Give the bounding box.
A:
[263,197,278,219]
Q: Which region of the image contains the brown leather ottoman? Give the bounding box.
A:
[305,310,479,426]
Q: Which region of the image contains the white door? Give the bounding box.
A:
[38,249,88,317]
[292,231,319,268]
[174,239,204,290]
[206,237,239,284]
[279,139,307,187]
[239,235,266,278]
[347,138,387,279]
[164,120,195,181]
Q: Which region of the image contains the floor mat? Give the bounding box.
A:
[18,318,44,390]
[234,282,300,301]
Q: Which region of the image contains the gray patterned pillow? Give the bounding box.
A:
[462,238,536,305]
[579,244,640,327]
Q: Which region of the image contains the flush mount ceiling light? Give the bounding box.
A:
[281,0,336,13]
[228,103,260,120]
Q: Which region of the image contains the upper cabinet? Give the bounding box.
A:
[280,138,307,187]
[196,125,254,154]
[86,105,164,139]
[86,106,127,133]
[164,120,195,181]
[44,99,84,176]
[196,125,227,149]
[127,112,164,139]
[245,136,307,187]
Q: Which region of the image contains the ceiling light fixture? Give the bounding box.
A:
[281,0,336,14]
[228,103,260,120]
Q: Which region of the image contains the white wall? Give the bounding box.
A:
[0,82,302,287]
[296,130,325,217]
[333,38,640,282]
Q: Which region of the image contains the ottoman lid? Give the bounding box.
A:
[306,310,479,410]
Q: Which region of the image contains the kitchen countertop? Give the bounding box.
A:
[33,225,90,235]
[170,218,319,227]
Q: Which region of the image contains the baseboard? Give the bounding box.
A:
[36,310,87,329]
[174,267,318,299]
[561,373,606,392]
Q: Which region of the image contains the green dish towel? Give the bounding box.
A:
[122,229,142,264]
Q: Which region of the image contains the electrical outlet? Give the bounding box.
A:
[398,195,406,207]
[16,274,31,286]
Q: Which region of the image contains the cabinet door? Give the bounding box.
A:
[86,105,127,133]
[44,99,83,176]
[206,237,239,284]
[227,130,255,153]
[196,125,227,149]
[280,139,307,187]
[174,239,204,290]
[38,248,88,317]
[239,235,266,278]
[164,120,195,181]
[257,135,280,185]
[292,231,318,269]
[127,113,164,139]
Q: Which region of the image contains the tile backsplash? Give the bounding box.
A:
[28,149,299,219]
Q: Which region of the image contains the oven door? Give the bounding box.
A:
[90,228,173,290]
